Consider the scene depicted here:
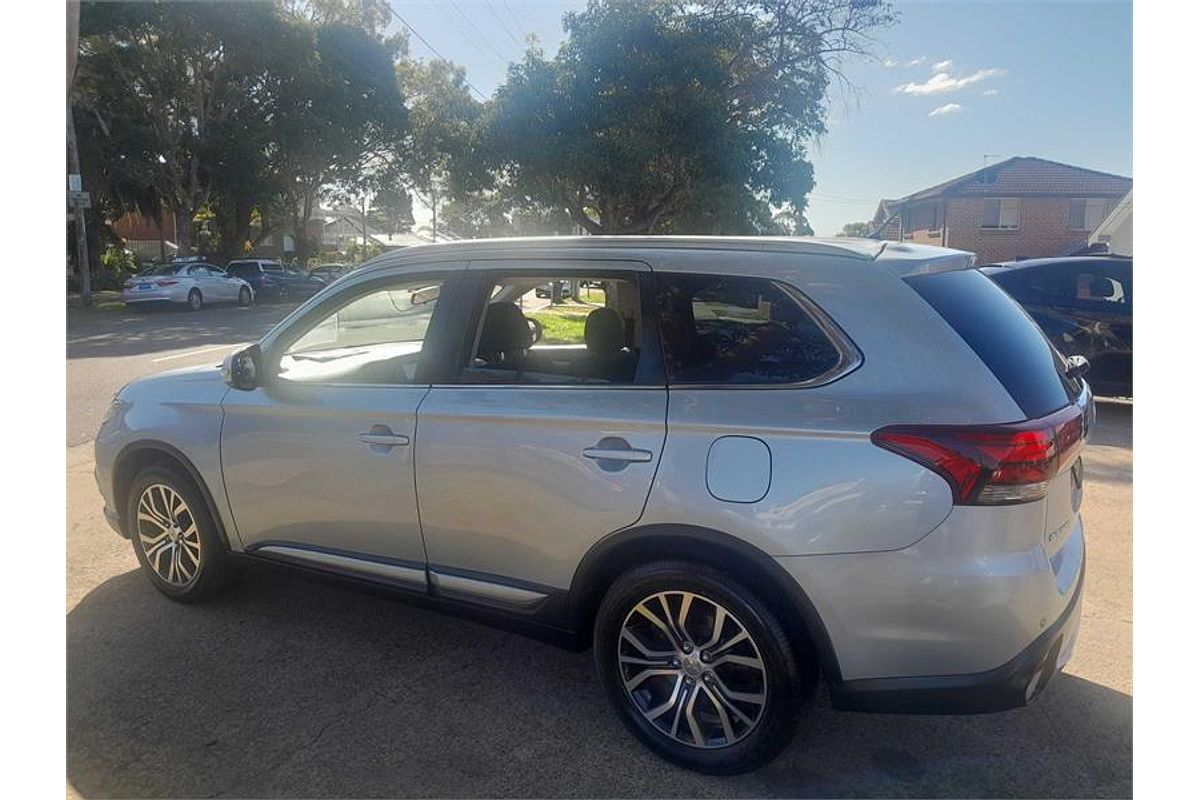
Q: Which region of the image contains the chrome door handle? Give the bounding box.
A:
[582,446,653,463]
[359,429,410,447]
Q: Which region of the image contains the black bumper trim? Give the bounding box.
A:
[829,553,1085,715]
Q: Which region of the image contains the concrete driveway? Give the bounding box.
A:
[65,401,1132,798]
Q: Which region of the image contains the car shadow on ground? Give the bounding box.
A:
[67,565,1132,799]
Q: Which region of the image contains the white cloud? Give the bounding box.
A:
[882,56,926,68]
[983,88,999,96]
[895,67,1006,95]
[928,102,964,117]
[932,59,953,72]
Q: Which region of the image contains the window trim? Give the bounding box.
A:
[981,197,1021,230]
[654,275,864,391]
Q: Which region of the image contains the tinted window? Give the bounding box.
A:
[227,263,256,277]
[655,274,844,385]
[907,269,1075,418]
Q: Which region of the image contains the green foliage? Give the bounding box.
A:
[344,240,383,264]
[839,221,875,237]
[369,188,415,235]
[482,0,894,234]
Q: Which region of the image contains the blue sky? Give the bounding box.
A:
[387,0,1132,235]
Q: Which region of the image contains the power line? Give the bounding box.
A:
[501,0,531,42]
[383,1,489,101]
[448,0,510,68]
[485,1,524,48]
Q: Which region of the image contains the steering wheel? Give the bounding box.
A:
[526,316,544,345]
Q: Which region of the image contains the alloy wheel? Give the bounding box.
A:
[618,590,768,749]
[136,483,202,587]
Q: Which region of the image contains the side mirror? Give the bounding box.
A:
[1065,354,1090,379]
[222,344,262,390]
[1089,277,1116,299]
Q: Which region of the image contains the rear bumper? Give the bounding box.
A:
[830,552,1084,714]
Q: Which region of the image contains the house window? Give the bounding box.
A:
[905,203,938,232]
[1068,198,1110,231]
[981,198,1020,230]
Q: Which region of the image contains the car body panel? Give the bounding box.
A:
[219,381,430,570]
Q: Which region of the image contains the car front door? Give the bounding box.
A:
[220,267,462,587]
[413,261,667,606]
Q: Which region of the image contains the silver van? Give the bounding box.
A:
[94,237,1091,773]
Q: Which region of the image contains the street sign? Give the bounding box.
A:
[68,191,91,209]
[68,173,82,192]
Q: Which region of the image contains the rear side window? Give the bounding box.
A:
[227,263,255,277]
[907,269,1075,418]
[655,274,849,385]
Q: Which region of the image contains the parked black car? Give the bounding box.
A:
[982,256,1131,397]
[226,259,326,302]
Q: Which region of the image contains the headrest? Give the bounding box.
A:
[478,302,532,358]
[584,307,624,355]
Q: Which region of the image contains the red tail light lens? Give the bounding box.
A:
[871,403,1085,505]
[154,279,179,286]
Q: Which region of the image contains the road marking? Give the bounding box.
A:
[151,344,240,363]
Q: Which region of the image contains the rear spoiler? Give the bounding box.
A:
[872,242,977,278]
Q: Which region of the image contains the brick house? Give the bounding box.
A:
[871,157,1132,264]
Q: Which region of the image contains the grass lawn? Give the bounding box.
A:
[527,302,598,344]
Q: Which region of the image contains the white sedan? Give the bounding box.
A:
[122,262,254,311]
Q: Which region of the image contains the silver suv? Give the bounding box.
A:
[94,237,1091,774]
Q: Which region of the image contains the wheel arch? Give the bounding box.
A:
[567,523,842,683]
[112,440,231,550]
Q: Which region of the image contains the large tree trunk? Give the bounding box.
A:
[174,209,194,256]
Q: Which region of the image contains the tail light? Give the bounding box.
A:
[154,279,179,286]
[871,403,1085,505]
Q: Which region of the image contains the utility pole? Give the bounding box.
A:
[67,1,91,306]
[431,186,437,242]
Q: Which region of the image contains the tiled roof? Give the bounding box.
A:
[888,157,1131,205]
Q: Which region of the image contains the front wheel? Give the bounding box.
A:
[126,465,236,602]
[237,286,252,307]
[593,560,808,774]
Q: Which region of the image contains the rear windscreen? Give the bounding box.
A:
[906,269,1076,419]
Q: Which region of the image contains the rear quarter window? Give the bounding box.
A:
[655,273,853,385]
[907,269,1075,418]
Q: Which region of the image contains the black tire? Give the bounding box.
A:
[125,464,236,603]
[594,560,808,774]
[187,288,203,311]
[238,286,252,307]
[276,284,289,303]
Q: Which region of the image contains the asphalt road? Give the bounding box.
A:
[65,304,1132,798]
[66,301,299,446]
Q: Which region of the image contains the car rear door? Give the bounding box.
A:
[412,260,667,603]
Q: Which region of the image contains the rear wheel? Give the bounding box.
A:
[238,286,252,307]
[186,288,203,311]
[594,560,808,774]
[125,465,236,602]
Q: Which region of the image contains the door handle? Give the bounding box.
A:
[582,447,653,462]
[359,426,410,448]
[582,436,654,465]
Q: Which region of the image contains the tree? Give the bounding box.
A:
[394,57,486,239]
[368,188,415,235]
[76,1,287,254]
[839,221,874,237]
[482,0,894,234]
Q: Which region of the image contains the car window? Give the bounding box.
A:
[262,262,283,273]
[187,265,210,277]
[278,278,444,385]
[458,274,643,385]
[1074,271,1127,304]
[655,274,846,385]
